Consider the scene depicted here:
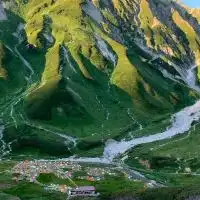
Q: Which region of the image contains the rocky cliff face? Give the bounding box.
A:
[0,0,200,157]
[15,0,200,86]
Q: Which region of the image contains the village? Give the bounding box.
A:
[11,160,121,197]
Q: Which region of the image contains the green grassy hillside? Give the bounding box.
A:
[0,0,199,158]
[1,0,200,199]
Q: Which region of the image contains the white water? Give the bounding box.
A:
[9,95,23,128]
[104,100,200,160]
[49,98,200,164]
[12,61,200,184]
[4,45,17,57]
[55,132,77,147]
[127,108,143,130]
[2,23,200,174]
[46,99,200,164]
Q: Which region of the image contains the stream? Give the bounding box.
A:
[59,61,200,163]
[54,99,200,164]
[103,100,200,160]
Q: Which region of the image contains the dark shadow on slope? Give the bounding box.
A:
[24,46,143,154]
[0,10,46,100]
[110,186,200,200]
[3,124,72,157]
[127,48,197,113]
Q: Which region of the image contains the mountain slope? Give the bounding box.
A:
[0,0,199,158]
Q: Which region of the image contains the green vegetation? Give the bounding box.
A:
[37,173,69,185]
[111,186,200,200]
[2,161,200,200]
[125,123,200,184]
[0,43,7,79]
[0,0,198,162]
[3,125,73,157]
[139,0,154,47]
[37,173,144,199]
[102,9,118,26]
[4,182,66,200]
[1,1,200,199]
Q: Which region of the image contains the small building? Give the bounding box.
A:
[68,186,98,197]
[60,184,67,193]
[87,176,95,182]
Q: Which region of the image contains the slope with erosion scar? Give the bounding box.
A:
[0,0,200,158]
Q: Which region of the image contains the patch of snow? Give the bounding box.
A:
[169,61,200,92]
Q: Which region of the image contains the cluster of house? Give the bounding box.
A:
[12,160,81,183]
[76,166,117,181]
[12,160,117,183]
[11,160,120,197]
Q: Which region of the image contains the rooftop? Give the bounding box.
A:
[72,186,95,191]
